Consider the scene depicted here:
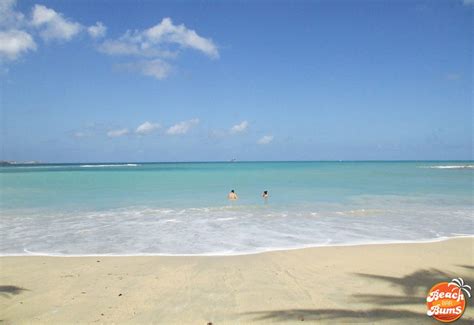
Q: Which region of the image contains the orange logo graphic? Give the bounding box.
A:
[426,278,471,323]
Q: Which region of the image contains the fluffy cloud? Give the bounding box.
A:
[1,3,211,81]
[0,2,107,62]
[98,39,141,56]
[142,17,219,58]
[0,30,36,60]
[107,128,129,137]
[88,22,107,38]
[31,5,82,41]
[101,18,218,59]
[230,121,249,134]
[0,0,35,61]
[166,118,200,135]
[136,121,160,134]
[118,59,171,80]
[257,135,274,145]
[0,0,25,29]
[98,17,218,79]
[98,39,177,58]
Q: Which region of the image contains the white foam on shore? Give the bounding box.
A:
[2,198,472,257]
[216,217,237,221]
[2,235,471,257]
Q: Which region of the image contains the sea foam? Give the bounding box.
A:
[79,164,139,167]
[419,165,474,169]
[1,199,472,256]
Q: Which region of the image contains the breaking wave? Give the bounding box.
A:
[419,165,474,169]
[79,164,140,168]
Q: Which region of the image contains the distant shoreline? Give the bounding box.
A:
[0,160,41,166]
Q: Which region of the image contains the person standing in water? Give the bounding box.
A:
[228,189,238,200]
[262,190,269,201]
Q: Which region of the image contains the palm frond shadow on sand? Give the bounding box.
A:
[243,268,474,323]
[0,285,28,298]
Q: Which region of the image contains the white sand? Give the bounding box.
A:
[1,238,473,324]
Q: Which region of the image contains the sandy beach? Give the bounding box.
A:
[1,238,473,324]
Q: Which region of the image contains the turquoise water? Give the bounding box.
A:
[1,161,473,255]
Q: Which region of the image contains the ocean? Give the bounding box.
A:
[0,161,472,256]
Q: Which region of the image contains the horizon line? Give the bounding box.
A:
[1,159,473,165]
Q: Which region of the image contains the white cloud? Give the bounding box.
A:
[1,4,217,79]
[98,17,218,79]
[88,22,106,38]
[0,29,36,60]
[31,5,82,41]
[0,0,25,29]
[136,121,160,134]
[257,135,274,145]
[230,121,249,134]
[142,17,219,58]
[1,2,105,62]
[166,118,200,135]
[99,39,141,56]
[107,128,129,137]
[463,0,474,5]
[98,39,177,58]
[0,0,35,61]
[118,59,171,80]
[101,17,218,59]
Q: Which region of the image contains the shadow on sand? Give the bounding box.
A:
[355,268,473,296]
[0,285,28,298]
[459,265,474,271]
[244,307,446,323]
[243,267,474,323]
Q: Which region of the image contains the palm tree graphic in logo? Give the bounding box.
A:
[448,277,471,301]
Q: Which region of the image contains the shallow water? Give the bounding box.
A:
[1,161,472,255]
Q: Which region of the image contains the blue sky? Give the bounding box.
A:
[0,0,472,162]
